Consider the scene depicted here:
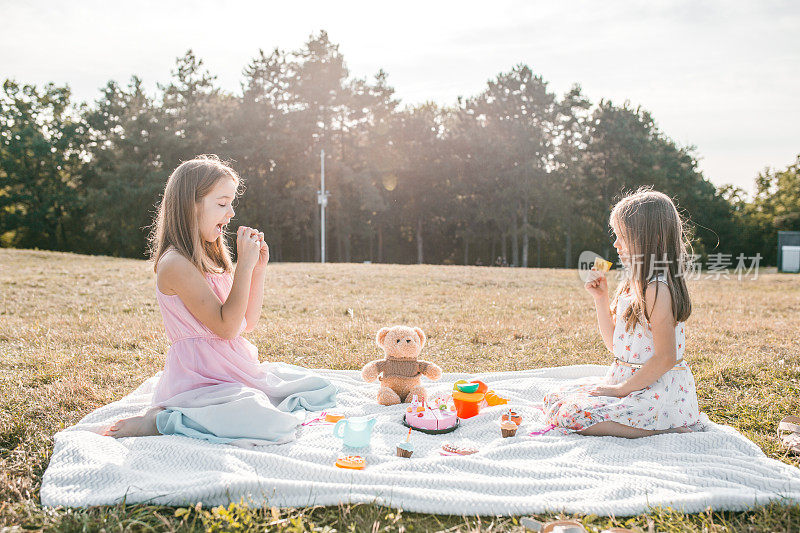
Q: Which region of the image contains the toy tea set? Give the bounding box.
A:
[328,325,521,469]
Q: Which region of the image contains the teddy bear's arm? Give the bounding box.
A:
[361,359,383,382]
[418,360,442,381]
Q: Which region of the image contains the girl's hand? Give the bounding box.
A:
[236,226,261,272]
[254,231,270,271]
[584,267,608,300]
[589,383,629,398]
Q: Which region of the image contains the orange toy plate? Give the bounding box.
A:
[335,455,366,470]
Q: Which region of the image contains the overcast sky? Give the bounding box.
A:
[2,0,798,194]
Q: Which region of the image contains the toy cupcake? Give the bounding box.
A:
[396,441,414,458]
[501,420,518,438]
[501,409,522,425]
[397,428,414,458]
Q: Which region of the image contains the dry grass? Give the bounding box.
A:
[1,248,799,531]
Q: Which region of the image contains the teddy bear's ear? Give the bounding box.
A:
[414,327,426,348]
[376,327,391,348]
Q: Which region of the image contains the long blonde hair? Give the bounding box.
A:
[148,155,241,274]
[610,188,692,332]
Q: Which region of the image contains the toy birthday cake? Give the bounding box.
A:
[404,395,459,433]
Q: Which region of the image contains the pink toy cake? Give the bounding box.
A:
[404,395,459,433]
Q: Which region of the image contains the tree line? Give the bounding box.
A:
[1,31,798,267]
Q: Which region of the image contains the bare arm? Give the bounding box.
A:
[585,269,615,352]
[157,228,261,340]
[593,295,615,351]
[615,283,678,394]
[244,267,267,332]
[243,232,269,333]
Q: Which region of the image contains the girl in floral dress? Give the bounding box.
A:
[543,189,700,438]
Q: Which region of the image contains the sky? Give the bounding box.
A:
[2,0,798,194]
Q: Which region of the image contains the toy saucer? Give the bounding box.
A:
[401,415,460,434]
[440,442,478,456]
[335,455,365,470]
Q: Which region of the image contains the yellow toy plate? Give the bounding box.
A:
[484,390,509,406]
[594,257,612,272]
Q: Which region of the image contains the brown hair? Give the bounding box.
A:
[148,155,241,274]
[609,187,692,332]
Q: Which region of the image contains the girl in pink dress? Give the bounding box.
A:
[106,155,336,444]
[542,188,700,438]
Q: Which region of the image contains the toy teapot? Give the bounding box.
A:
[333,416,376,448]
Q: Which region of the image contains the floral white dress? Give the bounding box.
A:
[543,276,700,431]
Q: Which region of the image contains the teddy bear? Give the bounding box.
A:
[361,326,442,405]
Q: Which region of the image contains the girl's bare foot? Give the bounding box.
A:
[104,407,164,438]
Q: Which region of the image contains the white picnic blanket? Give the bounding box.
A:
[41,365,800,516]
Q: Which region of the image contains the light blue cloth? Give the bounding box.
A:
[155,363,337,446]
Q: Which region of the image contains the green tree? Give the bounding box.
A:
[0,80,86,250]
[460,65,558,267]
[391,103,450,264]
[581,100,735,261]
[548,85,592,267]
[158,50,233,169]
[234,47,311,262]
[1,33,766,267]
[82,77,163,257]
[745,155,800,263]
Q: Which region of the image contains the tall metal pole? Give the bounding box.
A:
[317,149,329,263]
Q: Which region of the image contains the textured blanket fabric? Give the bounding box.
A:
[41,365,800,516]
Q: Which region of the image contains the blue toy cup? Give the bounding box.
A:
[333,416,376,448]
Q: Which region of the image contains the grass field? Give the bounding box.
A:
[1,248,799,531]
